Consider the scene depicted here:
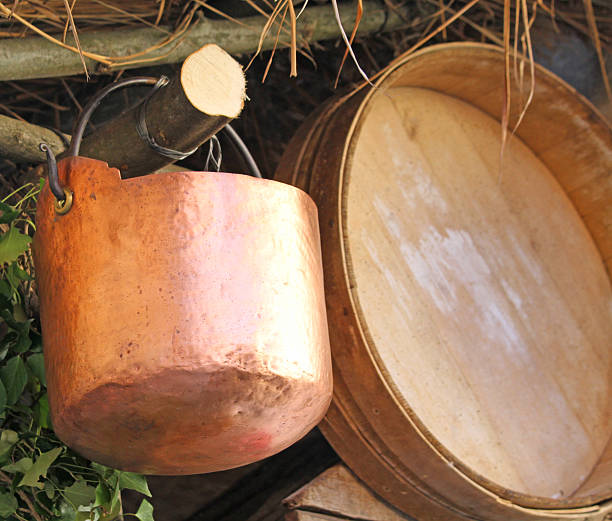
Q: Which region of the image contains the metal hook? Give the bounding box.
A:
[39,143,62,200]
[39,143,73,214]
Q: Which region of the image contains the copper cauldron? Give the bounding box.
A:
[32,79,332,474]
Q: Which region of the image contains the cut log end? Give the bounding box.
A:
[181,44,246,118]
[76,43,246,177]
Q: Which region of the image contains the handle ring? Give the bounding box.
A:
[54,188,73,215]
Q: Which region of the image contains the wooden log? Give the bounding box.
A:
[0,115,67,163]
[0,1,416,81]
[284,464,410,521]
[0,44,245,174]
[76,43,245,178]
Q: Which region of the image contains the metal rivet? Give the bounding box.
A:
[54,188,73,215]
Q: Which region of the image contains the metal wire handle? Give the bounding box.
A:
[41,76,166,204]
[69,76,168,158]
[39,76,263,214]
[223,124,263,179]
[203,124,263,179]
[135,80,199,162]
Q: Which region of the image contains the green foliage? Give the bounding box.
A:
[117,474,151,498]
[0,227,31,266]
[1,356,28,405]
[0,183,154,520]
[134,500,154,521]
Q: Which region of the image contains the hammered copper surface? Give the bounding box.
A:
[33,157,332,474]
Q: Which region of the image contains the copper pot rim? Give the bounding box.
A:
[59,156,318,209]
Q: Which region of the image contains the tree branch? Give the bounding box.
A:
[0,1,421,166]
[0,1,414,81]
[0,116,68,164]
[3,44,246,178]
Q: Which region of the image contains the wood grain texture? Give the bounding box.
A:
[346,86,611,498]
[285,512,343,521]
[274,43,612,521]
[285,464,411,521]
[33,158,332,474]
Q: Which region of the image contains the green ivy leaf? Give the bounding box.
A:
[11,327,31,354]
[0,429,17,463]
[109,478,121,512]
[11,302,27,323]
[94,482,110,508]
[0,356,27,405]
[76,507,97,521]
[0,490,17,518]
[19,447,62,488]
[0,227,31,266]
[0,203,20,225]
[0,430,17,444]
[90,462,113,478]
[0,309,19,330]
[27,353,46,387]
[65,480,96,508]
[0,311,33,355]
[6,264,31,292]
[94,481,122,521]
[99,499,121,521]
[135,499,154,521]
[0,279,13,298]
[118,472,151,497]
[0,447,9,465]
[59,501,77,521]
[2,456,33,473]
[34,394,51,429]
[45,480,56,499]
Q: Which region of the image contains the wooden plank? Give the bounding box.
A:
[284,464,412,521]
[285,512,349,521]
